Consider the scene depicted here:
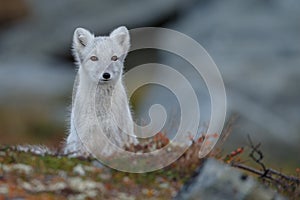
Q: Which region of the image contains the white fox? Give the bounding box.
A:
[64,26,138,157]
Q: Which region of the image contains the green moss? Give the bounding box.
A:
[0,147,89,175]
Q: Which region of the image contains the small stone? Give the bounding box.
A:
[58,170,68,178]
[48,182,67,191]
[117,192,136,200]
[159,183,169,189]
[83,165,96,172]
[141,188,149,195]
[73,164,85,176]
[14,164,33,174]
[68,177,105,193]
[86,189,98,198]
[123,176,130,183]
[0,152,6,156]
[20,181,33,191]
[99,173,111,180]
[0,184,8,194]
[68,194,87,200]
[2,163,33,175]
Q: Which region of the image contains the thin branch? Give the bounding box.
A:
[231,162,300,188]
[232,162,275,181]
[268,168,300,184]
[247,135,267,173]
[232,136,300,192]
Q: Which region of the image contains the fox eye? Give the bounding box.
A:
[111,55,118,61]
[90,56,98,61]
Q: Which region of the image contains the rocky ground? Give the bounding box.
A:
[0,135,202,200]
[0,136,299,200]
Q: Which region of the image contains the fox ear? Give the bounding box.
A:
[73,28,94,49]
[110,26,130,54]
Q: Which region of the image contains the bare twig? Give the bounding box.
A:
[231,136,300,195]
[247,135,267,172]
[231,162,294,186]
[268,168,300,184]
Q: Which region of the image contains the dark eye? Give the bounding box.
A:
[90,56,98,61]
[111,55,118,61]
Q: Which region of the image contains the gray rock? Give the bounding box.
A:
[174,159,286,200]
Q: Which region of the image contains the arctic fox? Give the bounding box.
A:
[64,26,138,157]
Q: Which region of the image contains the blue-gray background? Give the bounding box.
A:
[0,0,299,171]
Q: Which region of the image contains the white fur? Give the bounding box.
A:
[64,26,138,157]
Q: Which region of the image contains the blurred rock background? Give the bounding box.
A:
[0,0,299,170]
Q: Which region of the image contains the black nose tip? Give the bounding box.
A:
[102,73,111,80]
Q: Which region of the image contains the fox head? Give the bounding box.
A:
[73,26,130,85]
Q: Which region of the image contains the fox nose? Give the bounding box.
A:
[102,72,111,80]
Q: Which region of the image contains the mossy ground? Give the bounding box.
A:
[0,136,203,200]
